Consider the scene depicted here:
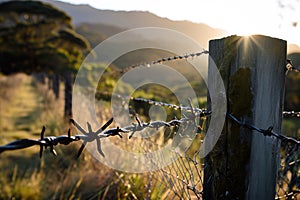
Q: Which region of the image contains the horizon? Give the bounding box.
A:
[56,0,300,46]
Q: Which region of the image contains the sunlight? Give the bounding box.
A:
[237,31,257,38]
[60,0,300,46]
[235,35,263,59]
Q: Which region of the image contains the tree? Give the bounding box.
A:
[0,1,90,117]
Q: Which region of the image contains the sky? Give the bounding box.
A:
[59,0,300,46]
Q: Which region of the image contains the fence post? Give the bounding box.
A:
[204,35,286,199]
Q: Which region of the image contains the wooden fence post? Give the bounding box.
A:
[204,35,286,199]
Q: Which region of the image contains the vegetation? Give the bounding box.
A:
[0,1,299,199]
[75,23,125,48]
[0,1,89,74]
[283,53,300,138]
[0,1,90,117]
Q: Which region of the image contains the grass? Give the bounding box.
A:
[0,73,298,199]
[0,73,171,199]
[0,74,117,199]
[0,73,49,140]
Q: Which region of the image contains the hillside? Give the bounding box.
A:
[1,0,299,52]
[75,23,126,47]
[43,0,300,53]
[37,0,228,49]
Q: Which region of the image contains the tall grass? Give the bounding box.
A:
[0,74,116,199]
[0,73,202,199]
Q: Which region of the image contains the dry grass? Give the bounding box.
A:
[0,74,117,199]
[0,73,203,199]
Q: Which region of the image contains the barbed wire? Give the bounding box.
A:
[95,91,211,117]
[286,59,300,75]
[283,111,300,118]
[1,51,300,199]
[226,113,300,146]
[96,91,300,120]
[0,101,204,157]
[95,93,300,146]
[105,94,299,199]
[117,50,209,74]
[1,107,298,157]
[1,94,297,200]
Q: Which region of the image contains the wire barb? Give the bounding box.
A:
[286,59,300,75]
[70,118,114,157]
[226,113,300,146]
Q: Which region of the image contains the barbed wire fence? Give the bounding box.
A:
[97,93,300,199]
[0,50,299,199]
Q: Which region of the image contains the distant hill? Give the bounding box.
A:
[288,44,300,54]
[75,23,126,47]
[34,0,228,49]
[0,0,299,52]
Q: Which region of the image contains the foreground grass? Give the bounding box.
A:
[0,74,117,199]
[0,74,169,199]
[0,73,60,141]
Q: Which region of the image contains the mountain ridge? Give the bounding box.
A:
[0,0,299,53]
[34,0,229,49]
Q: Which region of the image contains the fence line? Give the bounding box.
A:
[226,113,300,146]
[95,91,211,116]
[118,50,209,74]
[96,90,300,119]
[0,96,298,198]
[97,91,300,146]
[1,50,300,199]
[0,100,206,157]
[1,100,298,157]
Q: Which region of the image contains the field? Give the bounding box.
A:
[0,74,123,199]
[0,73,195,199]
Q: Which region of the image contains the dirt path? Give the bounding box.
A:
[0,74,43,141]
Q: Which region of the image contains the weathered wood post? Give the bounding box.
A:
[204,35,286,199]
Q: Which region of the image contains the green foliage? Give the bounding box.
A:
[284,53,300,136]
[0,1,89,75]
[285,73,300,111]
[0,1,72,21]
[77,62,133,93]
[0,166,42,200]
[286,53,300,111]
[282,119,300,138]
